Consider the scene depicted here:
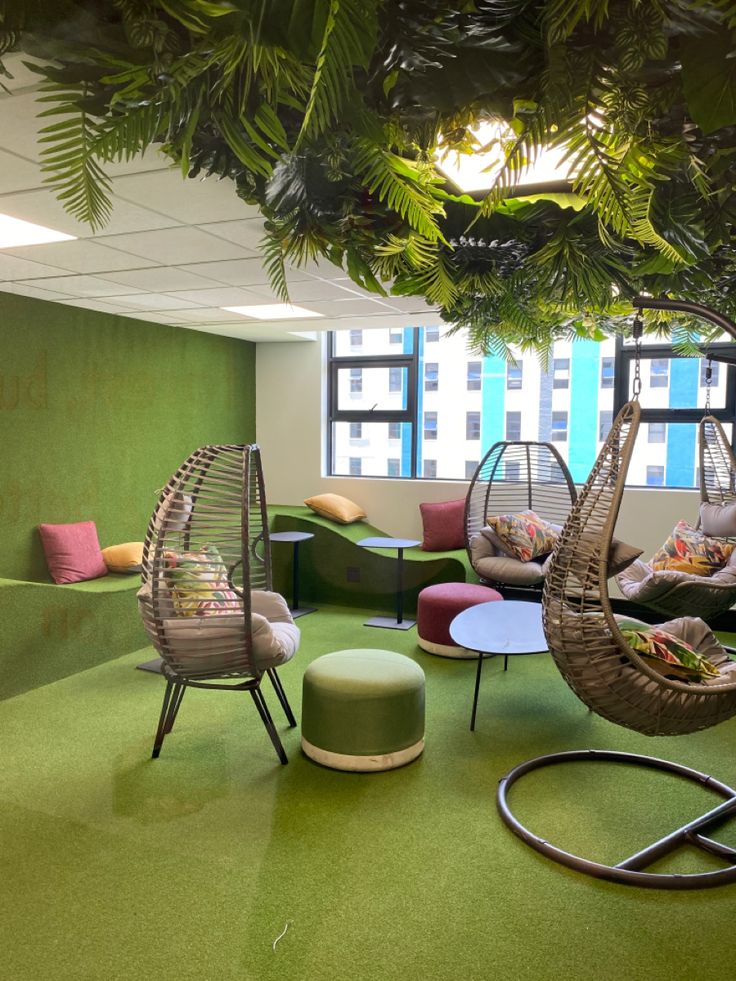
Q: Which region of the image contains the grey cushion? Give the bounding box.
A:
[700,502,736,538]
[470,530,545,585]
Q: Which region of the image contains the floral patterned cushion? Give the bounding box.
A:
[618,618,720,682]
[649,521,734,577]
[164,545,241,617]
[485,509,559,563]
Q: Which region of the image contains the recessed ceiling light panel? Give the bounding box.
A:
[222,303,323,320]
[0,213,76,249]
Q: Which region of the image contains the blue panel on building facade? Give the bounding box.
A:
[410,328,423,476]
[481,355,506,449]
[568,341,599,483]
[666,358,698,487]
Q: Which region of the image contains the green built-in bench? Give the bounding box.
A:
[268,506,475,615]
[0,574,146,700]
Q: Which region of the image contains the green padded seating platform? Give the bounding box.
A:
[301,649,426,772]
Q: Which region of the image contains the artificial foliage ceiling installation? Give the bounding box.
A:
[2,0,736,354]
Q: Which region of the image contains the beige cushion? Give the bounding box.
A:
[304,493,366,524]
[700,502,736,538]
[101,542,144,574]
[471,529,545,585]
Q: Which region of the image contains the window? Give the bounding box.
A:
[648,422,666,443]
[424,411,437,440]
[553,358,570,390]
[389,329,402,345]
[388,422,401,440]
[349,457,362,476]
[466,411,481,440]
[425,362,438,392]
[467,361,481,391]
[507,361,522,390]
[465,460,478,479]
[700,359,720,387]
[350,367,362,393]
[349,329,362,347]
[646,465,664,486]
[425,326,439,342]
[650,359,669,388]
[505,461,521,481]
[349,422,362,439]
[551,411,568,442]
[506,411,521,441]
[601,357,614,388]
[389,367,402,392]
[423,459,437,478]
[387,458,400,477]
[599,410,612,441]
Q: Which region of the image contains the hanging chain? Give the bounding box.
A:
[631,314,643,400]
[704,356,713,414]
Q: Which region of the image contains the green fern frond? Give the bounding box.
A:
[261,232,290,304]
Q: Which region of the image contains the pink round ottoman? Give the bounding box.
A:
[417,582,503,658]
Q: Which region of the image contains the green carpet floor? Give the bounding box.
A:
[2,608,736,981]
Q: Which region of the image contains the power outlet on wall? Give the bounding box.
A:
[346,566,361,583]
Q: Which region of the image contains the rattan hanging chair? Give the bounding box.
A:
[497,401,736,888]
[615,414,736,621]
[138,444,299,764]
[465,441,577,588]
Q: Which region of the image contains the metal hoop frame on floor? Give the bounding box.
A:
[497,750,736,889]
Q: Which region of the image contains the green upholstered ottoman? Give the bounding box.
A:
[301,649,425,772]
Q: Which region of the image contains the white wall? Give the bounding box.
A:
[256,336,702,587]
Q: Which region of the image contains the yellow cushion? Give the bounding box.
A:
[304,494,366,524]
[101,542,144,574]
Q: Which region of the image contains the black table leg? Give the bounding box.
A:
[470,650,485,731]
[396,547,404,625]
[289,541,316,619]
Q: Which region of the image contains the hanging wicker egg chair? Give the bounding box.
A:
[138,444,299,764]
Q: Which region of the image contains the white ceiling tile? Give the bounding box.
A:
[164,285,265,306]
[0,54,46,92]
[382,295,437,313]
[0,189,90,237]
[101,266,224,292]
[178,322,317,343]
[104,146,171,179]
[199,218,266,251]
[0,282,75,302]
[176,258,315,287]
[113,170,260,224]
[0,92,44,161]
[171,307,253,324]
[108,292,202,311]
[0,252,72,281]
[309,297,400,317]
[14,274,143,298]
[117,310,182,324]
[57,297,139,314]
[0,150,41,193]
[2,239,157,274]
[97,226,252,264]
[250,278,359,302]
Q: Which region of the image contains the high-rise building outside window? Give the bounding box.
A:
[425,362,439,391]
[601,357,614,388]
[550,411,568,442]
[650,359,669,388]
[389,366,402,392]
[423,459,437,478]
[349,329,363,347]
[506,411,522,441]
[553,358,570,389]
[507,361,523,390]
[350,367,362,393]
[425,326,439,342]
[349,422,362,439]
[465,460,478,479]
[648,422,666,443]
[387,458,400,476]
[349,457,362,475]
[646,465,664,486]
[388,421,401,440]
[599,410,612,441]
[467,361,481,391]
[424,411,438,440]
[466,411,481,440]
[389,329,402,344]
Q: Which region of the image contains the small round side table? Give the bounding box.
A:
[270,531,316,618]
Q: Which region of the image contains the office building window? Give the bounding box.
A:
[505,461,521,481]
[467,361,481,391]
[389,329,402,344]
[426,326,439,342]
[424,411,438,440]
[423,459,437,478]
[700,359,720,387]
[425,362,439,392]
[506,411,522,441]
[387,458,400,477]
[599,410,612,441]
[389,366,402,392]
[466,411,481,440]
[388,422,401,440]
[350,367,362,393]
[650,359,669,388]
[553,358,570,390]
[646,465,665,486]
[601,357,614,388]
[349,457,362,476]
[349,422,362,439]
[465,460,478,479]
[507,361,523,390]
[551,411,568,442]
[349,329,363,347]
[648,422,666,443]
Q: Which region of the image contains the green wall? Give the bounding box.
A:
[0,292,256,582]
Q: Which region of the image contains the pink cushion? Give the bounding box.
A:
[420,499,466,551]
[39,521,108,584]
[417,582,503,647]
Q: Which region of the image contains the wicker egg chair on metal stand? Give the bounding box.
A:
[497,302,736,889]
[465,441,577,590]
[138,444,299,765]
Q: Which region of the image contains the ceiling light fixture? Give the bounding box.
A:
[222,303,323,320]
[0,213,76,249]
